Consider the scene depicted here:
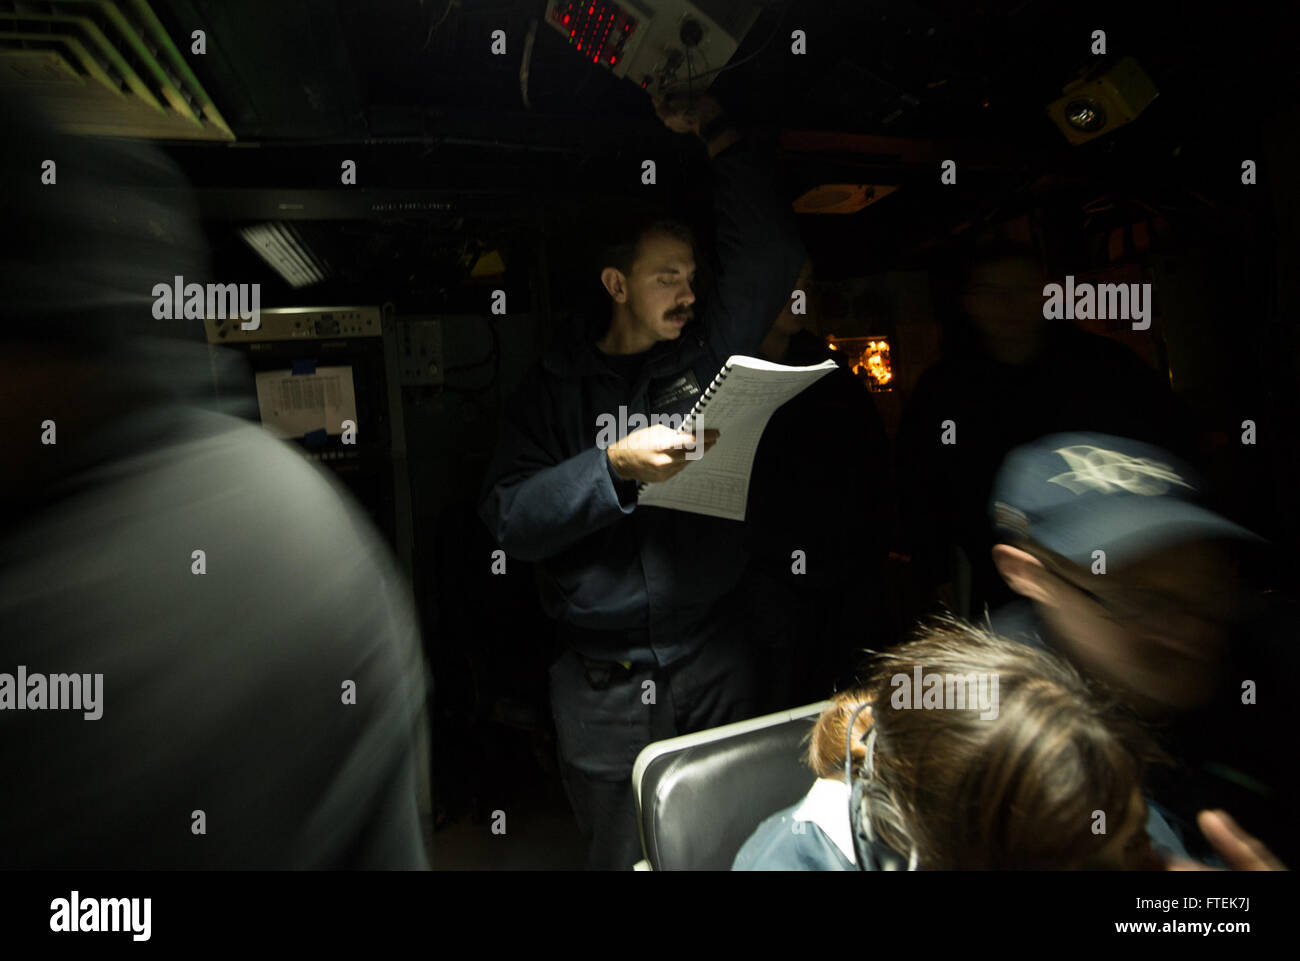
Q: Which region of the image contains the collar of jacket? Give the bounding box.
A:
[541,312,707,380]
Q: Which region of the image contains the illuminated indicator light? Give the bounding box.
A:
[610,55,615,63]
[564,14,569,23]
[589,5,593,12]
[577,42,581,50]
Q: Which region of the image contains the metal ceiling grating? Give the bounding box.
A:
[0,0,233,140]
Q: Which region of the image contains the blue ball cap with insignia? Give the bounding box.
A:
[990,432,1265,569]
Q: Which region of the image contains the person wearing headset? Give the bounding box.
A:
[733,619,1281,870]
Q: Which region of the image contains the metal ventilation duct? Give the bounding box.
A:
[0,0,232,140]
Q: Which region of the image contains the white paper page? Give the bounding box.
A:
[638,356,836,520]
[254,365,358,440]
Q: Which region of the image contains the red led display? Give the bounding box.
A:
[551,1,638,74]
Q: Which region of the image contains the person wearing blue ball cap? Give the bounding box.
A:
[987,432,1293,868]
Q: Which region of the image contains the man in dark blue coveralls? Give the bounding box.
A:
[479,93,806,869]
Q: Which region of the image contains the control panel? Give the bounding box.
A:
[203,307,382,344]
[544,0,763,96]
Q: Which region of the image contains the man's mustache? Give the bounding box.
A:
[667,308,693,320]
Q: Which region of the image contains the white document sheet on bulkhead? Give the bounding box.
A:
[637,355,837,521]
[254,365,358,439]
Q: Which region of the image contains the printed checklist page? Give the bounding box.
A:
[637,355,837,520]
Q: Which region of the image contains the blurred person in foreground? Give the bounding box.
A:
[0,91,428,868]
[988,432,1295,866]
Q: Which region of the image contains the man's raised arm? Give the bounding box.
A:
[654,93,807,358]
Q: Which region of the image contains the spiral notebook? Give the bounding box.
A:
[637,354,838,520]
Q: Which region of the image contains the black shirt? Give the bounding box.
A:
[896,322,1196,613]
[599,347,651,385]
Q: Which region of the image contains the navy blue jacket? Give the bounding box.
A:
[732,777,1190,871]
[479,138,805,667]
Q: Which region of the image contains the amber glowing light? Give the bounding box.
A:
[826,335,894,392]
